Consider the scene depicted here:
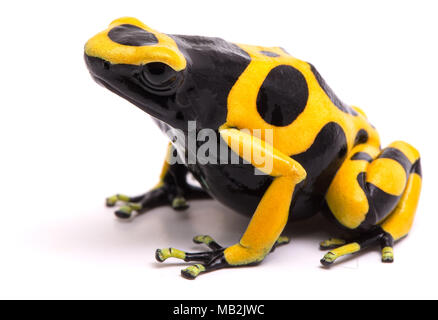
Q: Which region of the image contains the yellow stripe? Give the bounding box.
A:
[225,176,296,265]
[366,158,407,196]
[326,160,369,229]
[326,144,379,229]
[330,242,361,257]
[219,127,306,265]
[381,174,422,240]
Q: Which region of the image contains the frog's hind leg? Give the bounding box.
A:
[322,141,422,266]
[106,143,210,219]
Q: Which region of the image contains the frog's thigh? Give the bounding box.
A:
[326,142,421,234]
[325,144,380,229]
[380,142,422,240]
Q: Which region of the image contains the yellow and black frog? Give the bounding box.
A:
[84,17,422,279]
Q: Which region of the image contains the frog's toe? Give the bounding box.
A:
[106,192,149,218]
[114,206,132,219]
[181,264,206,280]
[381,247,394,263]
[155,234,233,279]
[106,187,175,219]
[320,242,362,267]
[155,246,223,264]
[105,194,133,207]
[179,254,229,280]
[270,235,290,252]
[114,203,142,219]
[192,235,224,250]
[319,238,346,250]
[155,247,188,262]
[171,196,189,211]
[320,252,338,266]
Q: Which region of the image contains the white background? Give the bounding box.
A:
[1,0,437,299]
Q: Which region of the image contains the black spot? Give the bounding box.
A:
[290,122,348,219]
[351,152,373,162]
[292,122,348,192]
[260,50,280,57]
[309,63,358,116]
[108,24,158,46]
[354,129,369,145]
[339,145,347,158]
[256,65,309,126]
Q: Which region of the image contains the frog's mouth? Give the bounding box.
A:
[84,54,182,125]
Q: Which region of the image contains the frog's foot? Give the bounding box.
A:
[155,235,226,280]
[193,234,289,253]
[106,185,189,219]
[320,228,394,266]
[156,235,290,279]
[106,193,141,207]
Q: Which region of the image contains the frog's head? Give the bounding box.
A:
[85,17,190,130]
[85,17,250,132]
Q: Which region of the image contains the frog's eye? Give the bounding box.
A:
[140,62,177,89]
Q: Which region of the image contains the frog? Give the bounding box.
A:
[84,17,422,279]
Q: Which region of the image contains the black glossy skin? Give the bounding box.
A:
[84,31,355,221]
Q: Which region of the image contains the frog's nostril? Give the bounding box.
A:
[103,61,110,70]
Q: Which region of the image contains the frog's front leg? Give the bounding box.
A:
[106,143,210,219]
[155,127,306,279]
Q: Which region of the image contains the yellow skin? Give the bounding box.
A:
[85,17,422,278]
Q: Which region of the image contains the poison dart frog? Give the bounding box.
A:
[84,17,422,279]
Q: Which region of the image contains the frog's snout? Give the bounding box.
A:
[83,53,111,82]
[84,17,186,72]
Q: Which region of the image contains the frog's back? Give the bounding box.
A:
[225,42,372,154]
